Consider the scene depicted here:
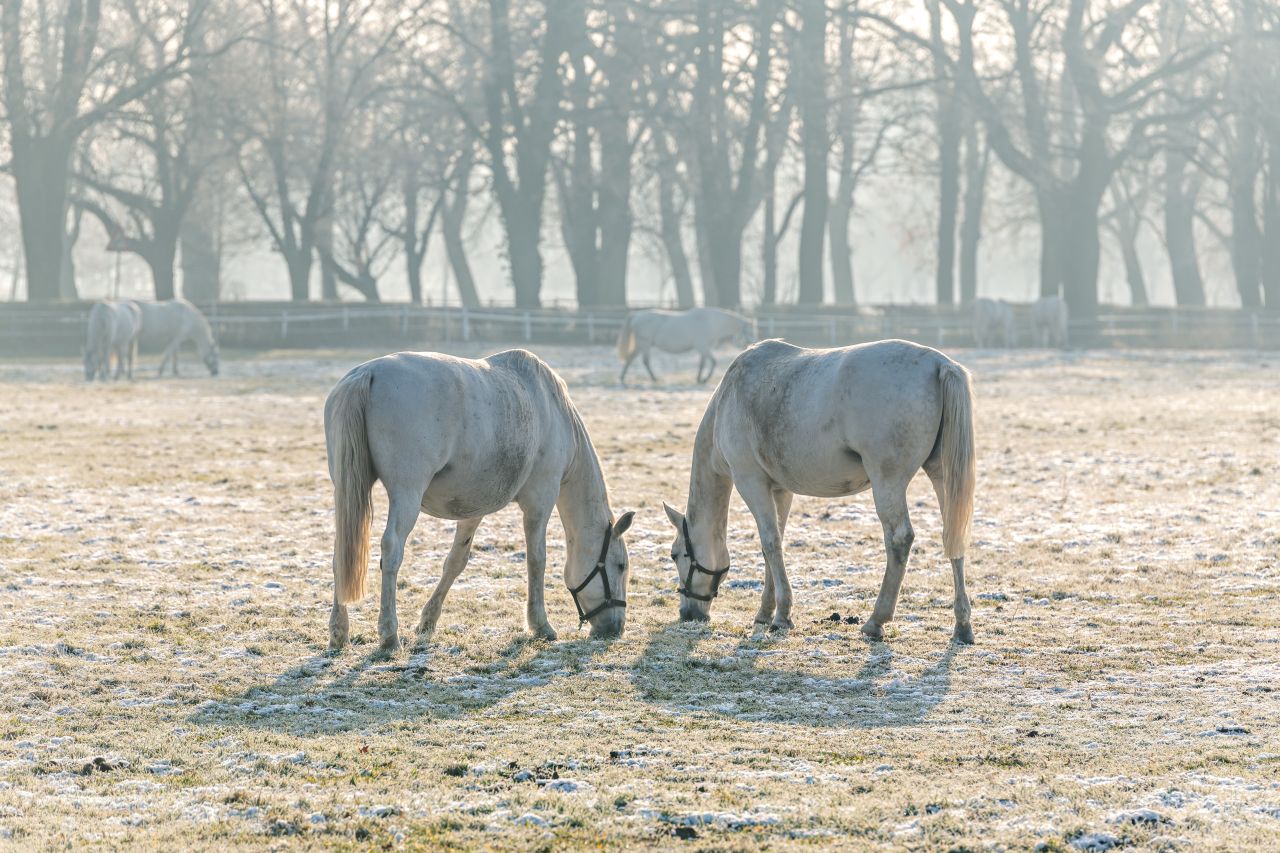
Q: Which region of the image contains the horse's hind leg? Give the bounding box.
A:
[619,351,638,385]
[925,462,973,644]
[696,350,716,384]
[373,489,422,659]
[862,476,914,641]
[416,516,482,644]
[642,347,659,383]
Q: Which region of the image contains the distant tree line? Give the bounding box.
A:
[1,0,1277,318]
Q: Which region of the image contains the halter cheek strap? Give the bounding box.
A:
[677,517,730,602]
[568,525,627,625]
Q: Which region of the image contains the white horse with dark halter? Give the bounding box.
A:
[616,307,754,384]
[1031,295,1069,348]
[324,349,636,657]
[663,338,977,644]
[135,299,220,376]
[84,300,142,381]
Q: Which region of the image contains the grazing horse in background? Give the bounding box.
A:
[972,298,1014,348]
[83,301,143,381]
[135,299,219,376]
[664,339,977,644]
[324,349,635,657]
[616,307,754,385]
[1031,295,1069,348]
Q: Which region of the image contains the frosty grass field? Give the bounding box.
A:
[0,344,1277,850]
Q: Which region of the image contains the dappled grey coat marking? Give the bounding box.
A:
[664,338,978,644]
[135,299,219,376]
[616,307,754,384]
[84,300,142,382]
[324,349,635,656]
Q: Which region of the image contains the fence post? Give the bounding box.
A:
[523,312,532,342]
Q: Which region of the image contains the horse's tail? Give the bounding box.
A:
[326,369,376,605]
[616,312,637,361]
[937,361,975,559]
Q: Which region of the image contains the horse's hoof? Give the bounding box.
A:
[750,621,769,639]
[952,624,975,645]
[860,621,885,641]
[767,618,793,635]
[530,624,558,642]
[371,637,401,661]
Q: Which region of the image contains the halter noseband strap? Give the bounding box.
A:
[568,525,627,625]
[677,517,730,602]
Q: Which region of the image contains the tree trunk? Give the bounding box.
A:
[655,144,696,309]
[286,251,312,302]
[12,141,76,302]
[1229,118,1263,309]
[762,175,778,306]
[441,155,479,309]
[597,116,633,307]
[1036,190,1065,298]
[794,0,828,305]
[317,210,338,300]
[181,202,221,302]
[1060,183,1103,321]
[1113,205,1149,307]
[1264,141,1280,308]
[958,121,987,304]
[1164,149,1206,306]
[931,1,959,306]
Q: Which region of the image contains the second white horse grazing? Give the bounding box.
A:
[84,301,142,381]
[972,298,1014,348]
[325,349,636,657]
[616,307,754,384]
[664,338,977,644]
[135,299,220,376]
[1031,295,1069,348]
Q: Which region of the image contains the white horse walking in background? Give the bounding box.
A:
[325,349,636,658]
[972,298,1014,348]
[83,301,142,381]
[135,299,220,376]
[1031,295,1069,348]
[616,307,754,384]
[664,338,977,644]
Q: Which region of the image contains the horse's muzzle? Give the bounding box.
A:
[679,599,711,623]
[587,609,626,640]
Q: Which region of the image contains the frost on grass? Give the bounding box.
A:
[0,347,1279,848]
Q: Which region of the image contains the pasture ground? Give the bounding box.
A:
[0,345,1278,851]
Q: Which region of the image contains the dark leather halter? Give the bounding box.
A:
[568,525,626,625]
[676,517,730,602]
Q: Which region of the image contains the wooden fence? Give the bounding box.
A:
[1,300,1278,357]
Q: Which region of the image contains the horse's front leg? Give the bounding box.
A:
[737,477,793,633]
[372,490,422,659]
[519,505,557,641]
[862,477,913,641]
[416,516,482,644]
[697,351,717,384]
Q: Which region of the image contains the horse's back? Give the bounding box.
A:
[350,350,573,518]
[716,339,956,494]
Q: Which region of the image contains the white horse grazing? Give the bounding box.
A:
[83,301,142,381]
[135,299,219,376]
[972,298,1014,348]
[663,339,977,644]
[324,349,636,657]
[616,307,754,385]
[1031,295,1069,348]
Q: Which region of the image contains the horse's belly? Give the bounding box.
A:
[770,454,871,498]
[421,470,520,520]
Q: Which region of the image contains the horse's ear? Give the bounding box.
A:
[612,511,635,539]
[662,502,684,530]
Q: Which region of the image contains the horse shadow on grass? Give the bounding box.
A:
[188,634,611,736]
[628,622,958,729]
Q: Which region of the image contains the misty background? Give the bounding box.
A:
[0,0,1276,318]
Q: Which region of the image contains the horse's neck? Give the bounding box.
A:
[686,409,732,567]
[556,418,611,555]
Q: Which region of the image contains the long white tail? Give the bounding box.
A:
[326,370,375,604]
[616,313,636,361]
[938,362,976,559]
